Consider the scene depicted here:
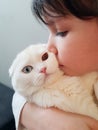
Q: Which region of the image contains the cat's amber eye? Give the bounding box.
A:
[42,52,48,61]
[22,65,33,73]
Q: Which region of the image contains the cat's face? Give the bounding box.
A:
[9,44,63,97]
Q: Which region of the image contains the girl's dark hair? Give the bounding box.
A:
[31,0,98,24]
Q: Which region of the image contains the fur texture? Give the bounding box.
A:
[9,44,98,122]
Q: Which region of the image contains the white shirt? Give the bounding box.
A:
[12,92,26,130]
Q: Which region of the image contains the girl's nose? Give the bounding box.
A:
[48,46,58,55]
[47,35,58,55]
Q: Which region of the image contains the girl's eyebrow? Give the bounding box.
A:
[45,20,55,26]
[45,17,63,25]
[44,15,70,25]
[44,16,57,25]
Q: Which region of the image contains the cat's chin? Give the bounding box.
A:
[33,73,56,88]
[34,74,51,87]
[41,70,64,87]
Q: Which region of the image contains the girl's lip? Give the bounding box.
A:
[59,64,63,67]
[59,65,64,70]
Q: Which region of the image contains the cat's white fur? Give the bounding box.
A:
[9,44,98,121]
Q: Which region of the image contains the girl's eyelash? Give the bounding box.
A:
[56,31,68,37]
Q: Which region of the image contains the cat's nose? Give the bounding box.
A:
[40,67,46,73]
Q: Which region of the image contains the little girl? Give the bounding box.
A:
[12,0,98,130]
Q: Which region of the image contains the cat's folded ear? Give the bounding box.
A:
[9,54,20,77]
[9,58,16,77]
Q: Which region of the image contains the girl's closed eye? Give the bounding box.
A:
[56,31,68,37]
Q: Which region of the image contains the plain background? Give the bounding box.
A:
[0,0,48,88]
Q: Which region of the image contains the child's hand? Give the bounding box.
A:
[20,103,98,130]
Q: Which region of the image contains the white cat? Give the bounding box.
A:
[9,44,98,121]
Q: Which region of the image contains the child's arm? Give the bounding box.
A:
[12,92,26,130]
[12,92,98,130]
[20,103,98,130]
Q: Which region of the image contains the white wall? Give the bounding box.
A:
[0,0,49,87]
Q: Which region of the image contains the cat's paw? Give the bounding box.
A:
[32,90,55,107]
[32,89,68,109]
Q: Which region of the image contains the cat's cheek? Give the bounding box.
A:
[33,74,45,86]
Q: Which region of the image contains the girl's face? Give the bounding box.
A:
[46,15,98,75]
